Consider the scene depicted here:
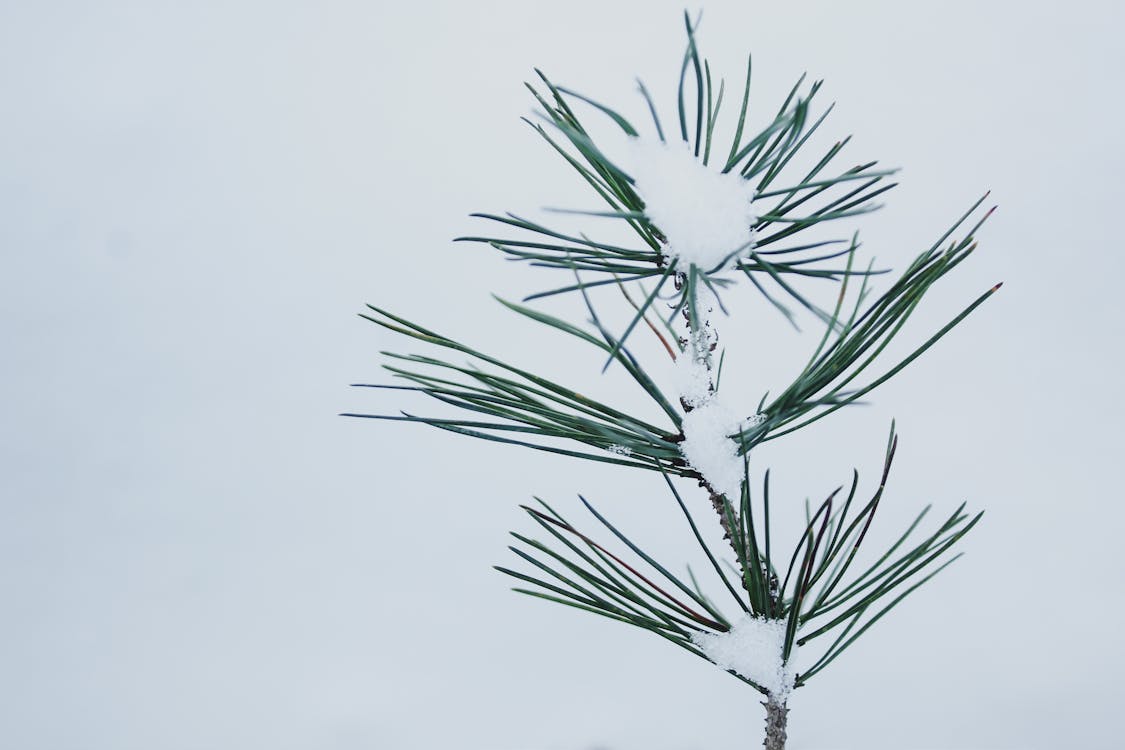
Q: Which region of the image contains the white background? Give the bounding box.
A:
[2,1,1122,748]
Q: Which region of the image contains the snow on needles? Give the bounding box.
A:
[623,136,758,272]
[671,286,751,504]
[610,137,790,699]
[671,326,717,408]
[621,138,757,502]
[680,401,747,503]
[692,614,798,701]
[619,139,791,700]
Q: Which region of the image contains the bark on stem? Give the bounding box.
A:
[708,488,738,549]
[763,698,789,750]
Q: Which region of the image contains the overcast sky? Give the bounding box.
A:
[2,2,1123,749]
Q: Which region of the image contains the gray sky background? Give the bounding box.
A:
[2,2,1123,749]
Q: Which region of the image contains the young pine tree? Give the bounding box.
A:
[347,13,999,749]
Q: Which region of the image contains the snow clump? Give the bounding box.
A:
[679,400,748,503]
[669,286,752,502]
[622,136,758,273]
[692,613,798,701]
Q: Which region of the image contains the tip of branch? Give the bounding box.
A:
[990,282,1004,293]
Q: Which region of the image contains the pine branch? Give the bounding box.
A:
[350,14,1001,748]
[497,426,981,694]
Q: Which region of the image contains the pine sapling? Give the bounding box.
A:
[348,12,999,748]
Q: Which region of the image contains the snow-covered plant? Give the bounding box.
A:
[348,13,998,749]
